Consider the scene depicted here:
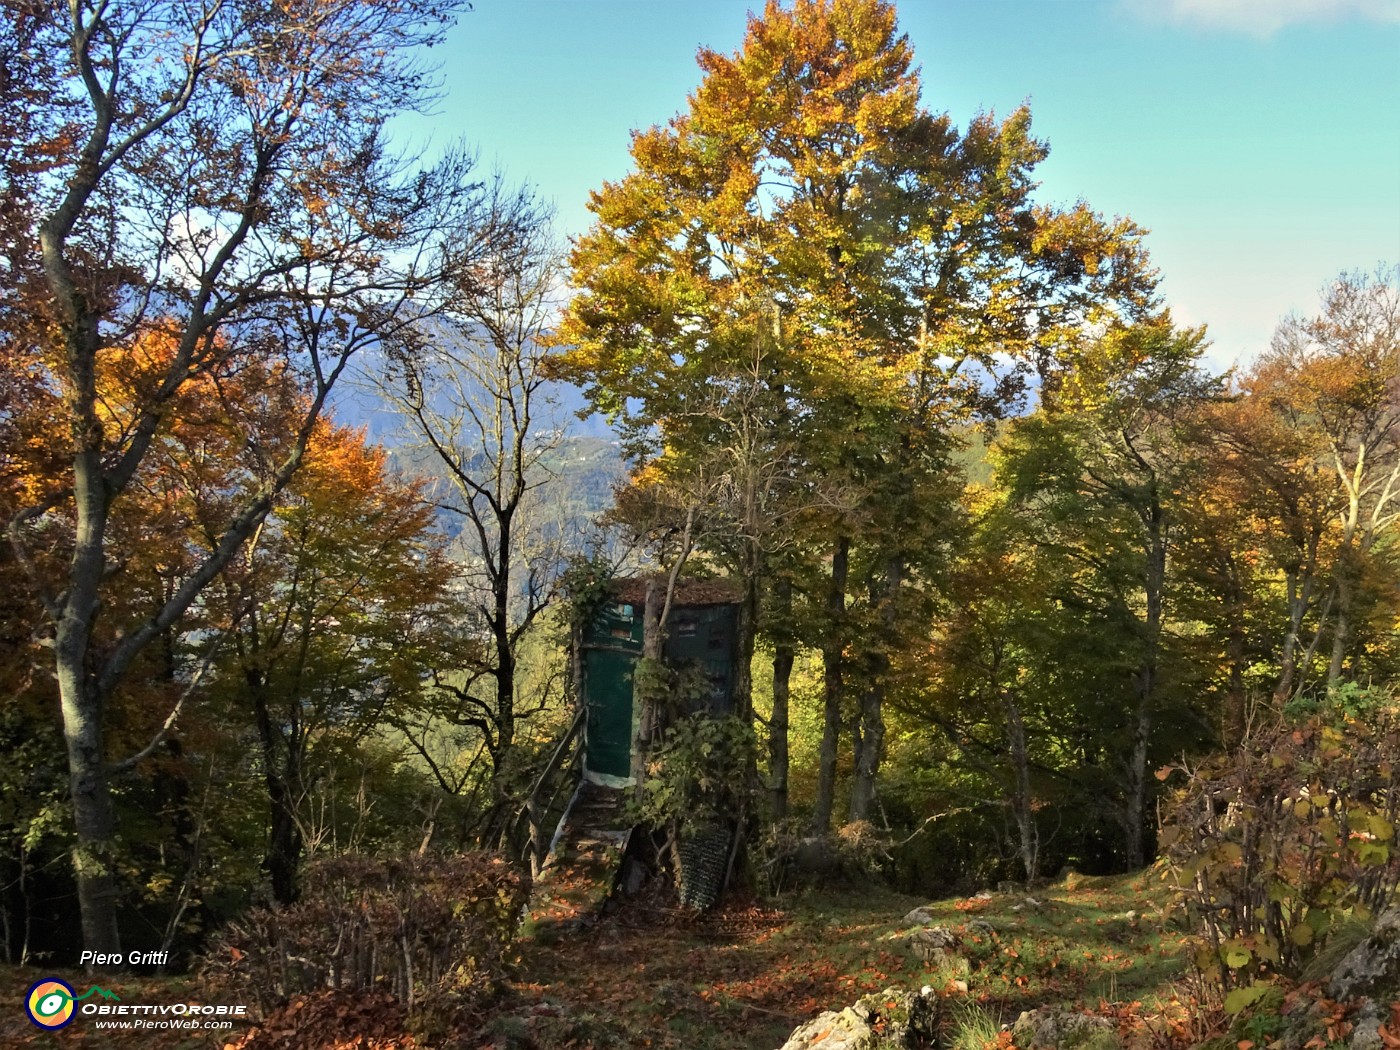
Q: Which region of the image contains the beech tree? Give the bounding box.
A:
[996,319,1218,867]
[3,0,505,955]
[1261,269,1400,688]
[210,418,458,905]
[1180,270,1400,716]
[555,0,1158,832]
[1185,366,1340,717]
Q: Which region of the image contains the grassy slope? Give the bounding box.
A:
[506,870,1192,1050]
[0,871,1197,1049]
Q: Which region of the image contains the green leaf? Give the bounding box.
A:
[1221,943,1252,969]
[1357,842,1389,866]
[1367,813,1396,842]
[1223,983,1269,1015]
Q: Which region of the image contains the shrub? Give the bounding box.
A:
[202,851,529,1017]
[631,712,756,907]
[632,711,756,835]
[1157,688,1400,986]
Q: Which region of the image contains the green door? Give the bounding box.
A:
[584,648,634,780]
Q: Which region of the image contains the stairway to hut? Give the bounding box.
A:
[521,780,634,937]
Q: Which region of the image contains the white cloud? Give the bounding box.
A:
[1124,0,1400,37]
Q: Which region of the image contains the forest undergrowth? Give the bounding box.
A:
[0,870,1273,1050]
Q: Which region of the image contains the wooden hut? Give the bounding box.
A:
[578,576,742,787]
[523,576,743,928]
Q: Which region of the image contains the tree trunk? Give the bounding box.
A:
[251,675,305,904]
[263,772,305,907]
[848,708,864,808]
[1328,459,1365,690]
[735,548,761,725]
[1224,612,1248,747]
[633,578,665,797]
[1002,690,1038,883]
[57,441,123,958]
[59,676,123,958]
[769,576,794,822]
[1124,496,1166,871]
[812,536,848,835]
[1273,570,1315,705]
[847,682,881,823]
[1327,567,1353,690]
[493,513,516,761]
[849,558,897,824]
[1219,557,1248,748]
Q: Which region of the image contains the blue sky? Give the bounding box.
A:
[392,0,1400,371]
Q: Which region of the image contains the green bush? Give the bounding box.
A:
[632,712,756,834]
[630,712,755,906]
[1158,688,1400,986]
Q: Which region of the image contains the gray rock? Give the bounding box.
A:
[779,1007,877,1050]
[903,906,939,925]
[776,987,941,1050]
[1331,908,1400,1002]
[905,925,969,981]
[1012,1007,1121,1050]
[906,924,956,954]
[1349,1001,1384,1050]
[1278,999,1332,1050]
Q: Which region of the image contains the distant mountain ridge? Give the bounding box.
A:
[330,344,616,448]
[327,346,626,547]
